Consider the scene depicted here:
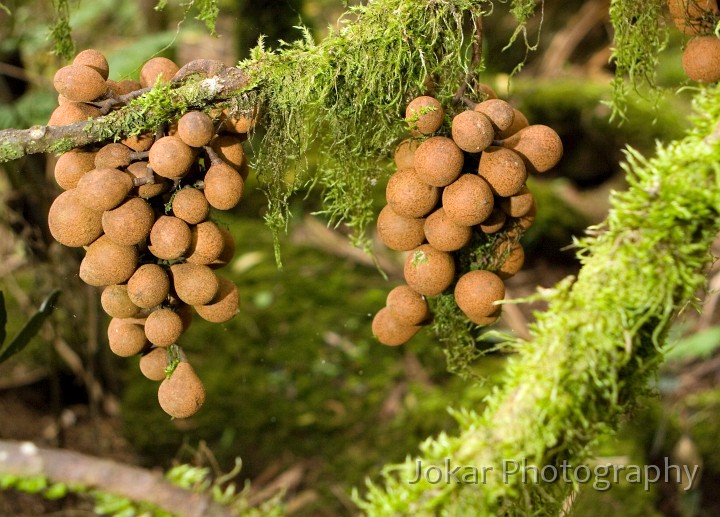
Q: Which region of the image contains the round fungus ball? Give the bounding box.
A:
[210,135,246,171]
[498,109,530,139]
[149,136,195,179]
[54,149,96,190]
[158,362,206,418]
[500,125,563,175]
[403,244,455,297]
[102,197,155,246]
[79,235,138,286]
[500,185,534,218]
[171,263,219,306]
[53,64,107,102]
[148,216,192,260]
[126,161,170,200]
[48,103,101,126]
[73,49,110,80]
[413,136,464,187]
[405,96,444,135]
[478,208,507,234]
[393,138,420,170]
[386,285,429,326]
[682,36,720,82]
[101,284,141,319]
[76,168,134,212]
[478,146,527,197]
[107,318,148,357]
[94,143,133,170]
[423,207,472,252]
[496,241,525,280]
[140,57,180,88]
[127,264,170,309]
[193,276,239,323]
[385,168,440,218]
[48,189,103,247]
[186,221,225,265]
[203,161,245,210]
[139,347,168,381]
[172,187,210,224]
[144,308,184,347]
[473,99,515,132]
[177,111,214,147]
[376,204,426,252]
[442,174,494,226]
[453,270,505,324]
[372,307,422,346]
[210,226,236,269]
[451,110,494,153]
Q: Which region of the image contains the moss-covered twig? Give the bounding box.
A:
[357,84,720,515]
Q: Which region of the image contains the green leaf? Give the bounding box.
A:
[0,290,61,364]
[0,291,6,347]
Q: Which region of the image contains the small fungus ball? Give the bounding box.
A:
[372,307,422,346]
[76,168,133,212]
[376,204,426,252]
[453,270,505,323]
[101,284,141,319]
[478,208,507,234]
[102,197,155,246]
[73,49,110,80]
[126,161,170,200]
[210,135,246,171]
[48,103,101,126]
[473,99,515,132]
[48,189,103,247]
[95,143,133,170]
[140,57,180,88]
[53,64,107,102]
[127,264,170,309]
[171,263,219,306]
[413,136,464,187]
[478,146,527,197]
[204,162,245,210]
[386,285,429,326]
[393,138,420,170]
[177,111,214,147]
[172,188,210,224]
[139,347,168,381]
[501,125,563,175]
[186,221,225,265]
[54,149,96,190]
[193,276,240,323]
[144,308,184,347]
[108,318,148,357]
[451,110,494,153]
[500,185,534,218]
[496,241,525,280]
[385,168,440,218]
[148,216,192,260]
[149,136,195,179]
[405,96,444,135]
[423,207,472,252]
[403,244,455,297]
[79,235,138,286]
[158,362,206,418]
[442,174,494,226]
[682,36,720,82]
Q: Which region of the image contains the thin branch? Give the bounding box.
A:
[0,440,236,517]
[0,61,250,163]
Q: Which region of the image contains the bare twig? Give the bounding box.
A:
[0,440,236,517]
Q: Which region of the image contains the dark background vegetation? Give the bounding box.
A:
[0,0,718,515]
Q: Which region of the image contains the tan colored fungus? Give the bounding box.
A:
[386,285,429,326]
[403,244,455,296]
[413,136,464,187]
[442,174,494,226]
[385,168,440,218]
[376,204,427,251]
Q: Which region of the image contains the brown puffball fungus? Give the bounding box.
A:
[171,263,219,306]
[177,111,214,147]
[148,216,192,260]
[186,221,225,265]
[204,161,245,210]
[497,109,530,139]
[403,244,455,297]
[48,189,103,247]
[102,197,155,246]
[108,318,148,357]
[478,146,528,197]
[48,102,102,126]
[478,208,507,234]
[423,207,472,252]
[405,96,444,135]
[139,347,168,381]
[76,168,134,212]
[101,284,141,319]
[496,241,525,280]
[126,161,170,200]
[473,99,515,132]
[210,135,246,172]
[451,110,494,153]
[376,204,426,252]
[145,308,184,347]
[122,132,155,152]
[172,187,210,224]
[394,138,420,170]
[149,136,195,179]
[73,49,110,80]
[54,149,96,190]
[94,143,133,170]
[682,36,720,82]
[442,174,494,226]
[158,361,206,419]
[454,270,505,323]
[668,0,719,34]
[385,168,440,218]
[413,136,464,187]
[127,264,170,309]
[499,125,563,174]
[53,64,107,102]
[210,227,236,269]
[372,307,422,346]
[194,276,239,323]
[386,285,429,326]
[79,235,138,286]
[140,57,180,88]
[500,186,534,218]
